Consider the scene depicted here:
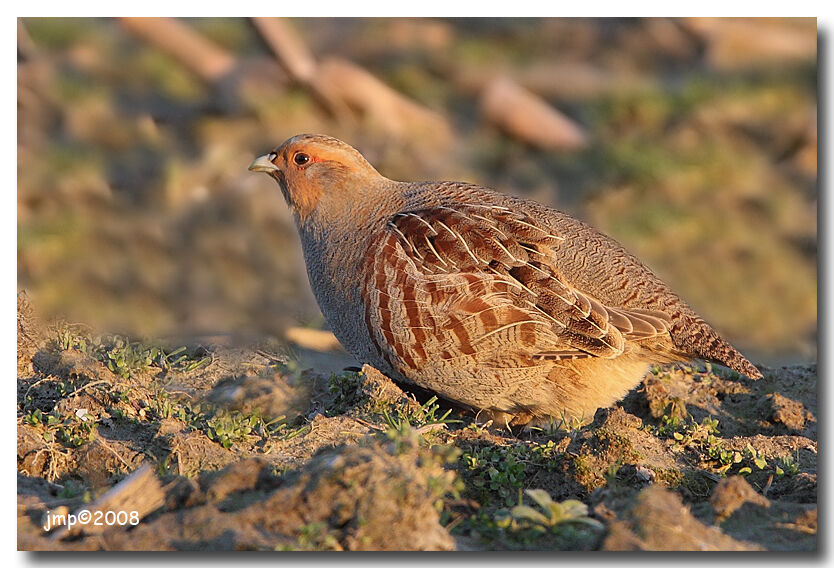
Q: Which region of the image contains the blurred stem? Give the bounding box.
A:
[250,17,351,122]
[18,19,38,60]
[119,17,236,83]
[250,17,316,84]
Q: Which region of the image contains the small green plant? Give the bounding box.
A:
[382,396,459,431]
[738,443,769,475]
[148,391,203,427]
[527,410,587,434]
[144,388,298,450]
[156,454,174,477]
[53,326,211,379]
[55,324,90,352]
[461,445,527,507]
[24,408,97,448]
[206,411,257,449]
[529,439,563,463]
[282,521,341,551]
[776,453,801,477]
[56,381,71,397]
[705,441,742,474]
[157,345,212,373]
[747,443,768,469]
[604,461,622,486]
[383,420,423,455]
[24,408,59,427]
[94,337,160,378]
[205,410,288,449]
[459,438,567,509]
[56,420,96,447]
[55,479,91,501]
[650,415,745,475]
[326,371,366,415]
[503,489,603,532]
[655,414,683,437]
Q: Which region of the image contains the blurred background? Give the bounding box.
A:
[17,18,817,366]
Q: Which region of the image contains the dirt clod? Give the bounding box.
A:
[602,485,761,551]
[710,475,769,520]
[97,440,456,551]
[767,392,811,432]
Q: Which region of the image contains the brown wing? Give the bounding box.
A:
[361,204,672,375]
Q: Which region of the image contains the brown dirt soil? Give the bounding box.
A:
[17,296,816,551]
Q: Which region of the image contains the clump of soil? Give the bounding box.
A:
[601,485,761,551]
[709,475,770,520]
[82,439,457,551]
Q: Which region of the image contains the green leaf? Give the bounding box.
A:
[510,505,550,525]
[524,488,554,511]
[167,346,187,358]
[558,499,589,520]
[494,514,512,529]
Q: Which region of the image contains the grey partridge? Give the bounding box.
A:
[249,134,762,425]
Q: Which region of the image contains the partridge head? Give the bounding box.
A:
[250,133,762,426]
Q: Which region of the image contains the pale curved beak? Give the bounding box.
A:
[248,154,279,173]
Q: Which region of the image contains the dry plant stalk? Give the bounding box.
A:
[313,56,452,143]
[251,18,452,144]
[119,17,236,83]
[251,17,317,83]
[480,76,588,150]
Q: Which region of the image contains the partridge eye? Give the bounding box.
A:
[294,152,310,166]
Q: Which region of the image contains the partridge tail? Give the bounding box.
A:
[706,338,762,379]
[668,304,762,380]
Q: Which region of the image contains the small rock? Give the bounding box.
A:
[635,466,655,483]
